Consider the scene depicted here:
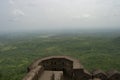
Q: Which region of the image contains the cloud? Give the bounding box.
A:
[82,14,91,18]
[9,0,25,21]
[12,9,25,17]
[72,14,92,20]
[10,9,25,21]
[1,0,120,31]
[9,0,15,5]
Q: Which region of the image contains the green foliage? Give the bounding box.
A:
[0,34,120,80]
[0,72,2,78]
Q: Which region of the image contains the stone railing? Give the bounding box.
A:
[22,56,120,80]
[22,66,44,80]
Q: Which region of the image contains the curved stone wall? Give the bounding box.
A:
[23,56,120,80]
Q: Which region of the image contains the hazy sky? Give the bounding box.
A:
[0,0,120,32]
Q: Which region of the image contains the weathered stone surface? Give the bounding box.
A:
[23,56,120,80]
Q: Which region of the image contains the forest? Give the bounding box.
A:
[0,32,120,80]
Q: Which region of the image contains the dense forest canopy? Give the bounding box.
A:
[0,32,120,80]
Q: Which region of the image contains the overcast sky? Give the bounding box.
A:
[0,0,120,32]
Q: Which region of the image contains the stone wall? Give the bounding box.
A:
[22,66,44,80]
[40,58,73,71]
[23,56,120,80]
[52,71,63,80]
[73,69,92,80]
